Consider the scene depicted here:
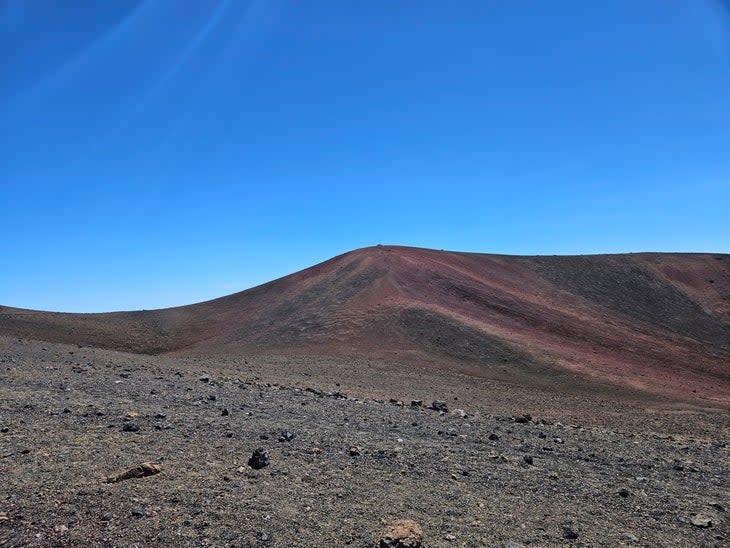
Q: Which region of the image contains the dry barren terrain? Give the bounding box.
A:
[1,247,729,546]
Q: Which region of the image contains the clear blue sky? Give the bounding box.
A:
[2,1,729,312]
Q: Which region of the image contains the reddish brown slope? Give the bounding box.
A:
[1,246,728,403]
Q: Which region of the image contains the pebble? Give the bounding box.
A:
[279,430,295,442]
[562,524,578,539]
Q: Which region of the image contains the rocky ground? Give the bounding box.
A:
[1,336,728,547]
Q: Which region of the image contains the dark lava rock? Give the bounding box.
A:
[431,400,448,412]
[248,447,269,469]
[514,414,532,424]
[618,488,630,498]
[278,430,294,442]
[488,433,499,441]
[410,400,423,407]
[221,408,229,416]
[199,375,210,383]
[255,530,272,542]
[131,507,146,517]
[562,524,578,540]
[523,455,534,466]
[121,422,140,432]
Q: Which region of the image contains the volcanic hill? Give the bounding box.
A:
[1,245,729,404]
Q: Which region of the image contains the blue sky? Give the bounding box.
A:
[2,0,729,312]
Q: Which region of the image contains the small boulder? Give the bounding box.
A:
[379,519,423,548]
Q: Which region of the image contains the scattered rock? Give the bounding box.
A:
[131,507,146,517]
[562,524,578,540]
[410,400,422,407]
[488,433,499,441]
[199,375,210,383]
[248,447,269,469]
[221,408,229,416]
[523,455,534,466]
[618,488,630,498]
[431,400,448,412]
[513,414,532,424]
[349,445,362,456]
[690,514,713,528]
[121,422,140,432]
[255,530,272,542]
[379,519,423,548]
[279,430,294,442]
[106,462,162,483]
[451,409,467,418]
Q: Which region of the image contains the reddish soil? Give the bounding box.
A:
[1,246,728,405]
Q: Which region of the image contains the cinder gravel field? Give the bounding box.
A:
[1,337,728,547]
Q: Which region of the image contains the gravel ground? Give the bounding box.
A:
[1,337,728,547]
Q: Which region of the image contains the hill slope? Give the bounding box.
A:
[1,246,729,403]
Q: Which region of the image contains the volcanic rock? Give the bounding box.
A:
[106,462,161,483]
[248,447,269,469]
[379,519,423,548]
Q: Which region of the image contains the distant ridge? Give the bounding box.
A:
[2,246,729,403]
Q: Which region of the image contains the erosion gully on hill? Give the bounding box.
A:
[1,246,729,546]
